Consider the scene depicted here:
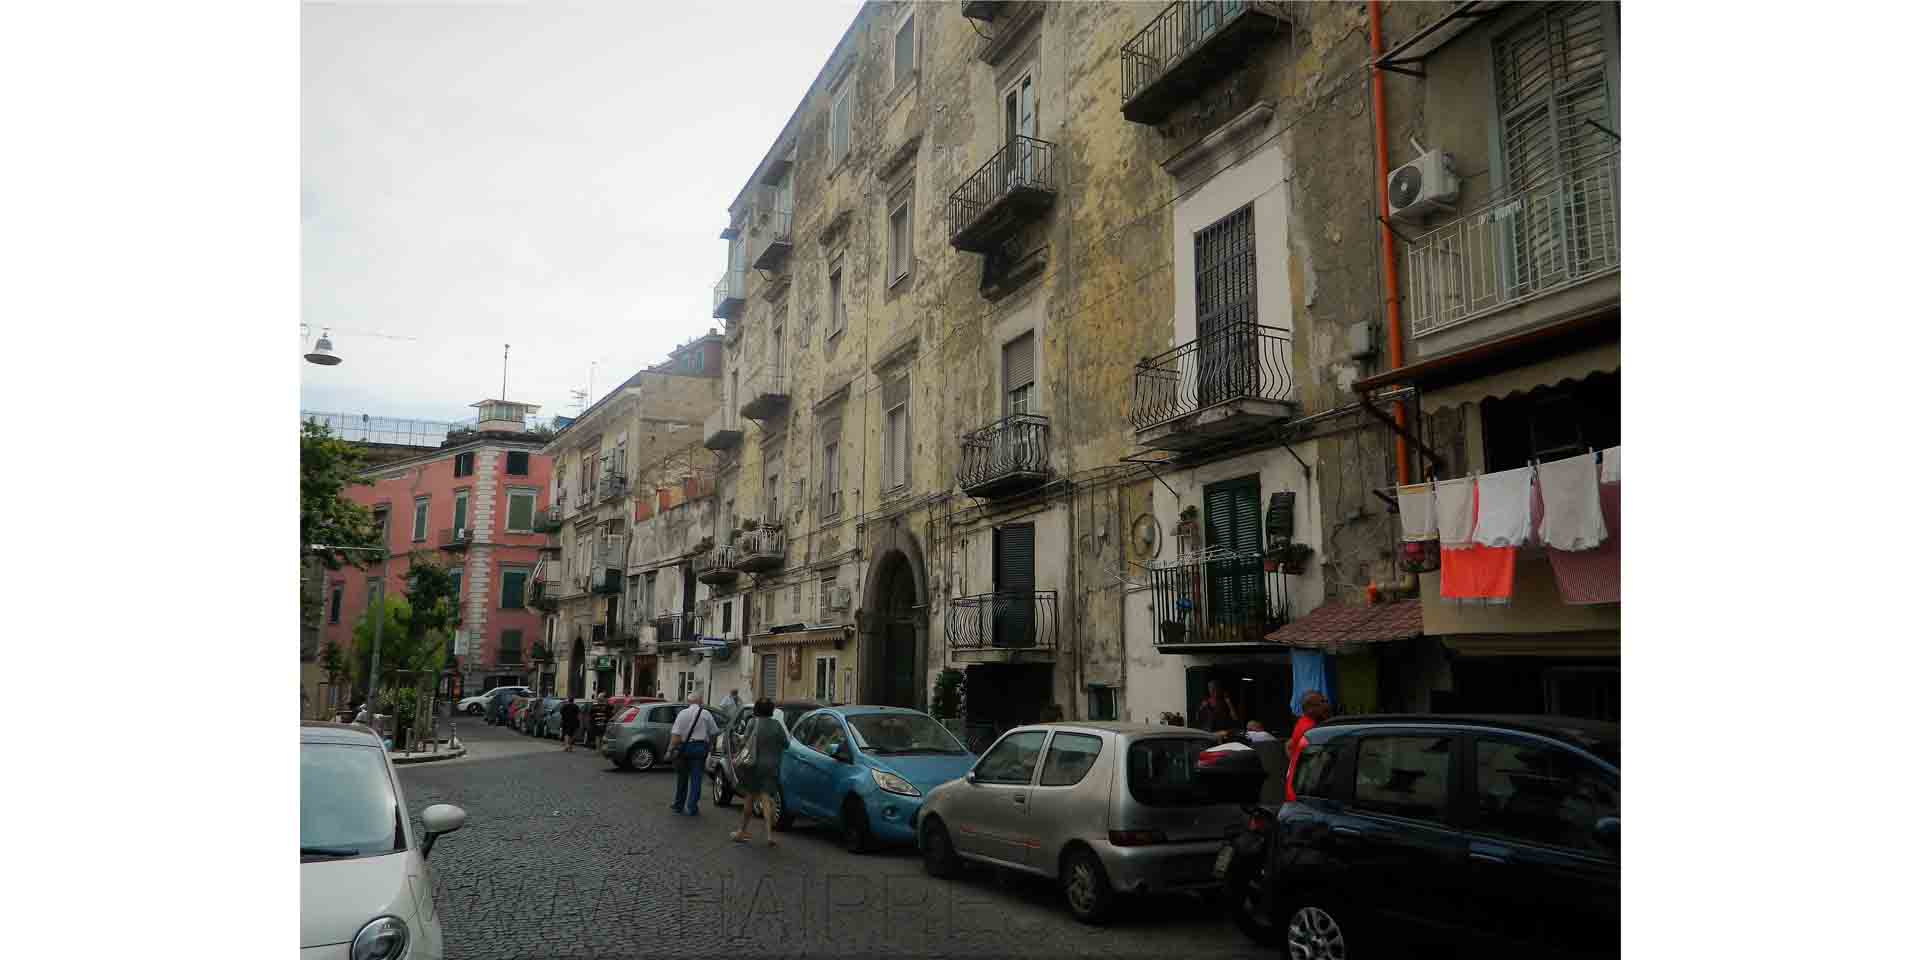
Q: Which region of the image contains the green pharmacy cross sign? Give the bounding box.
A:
[593,656,616,670]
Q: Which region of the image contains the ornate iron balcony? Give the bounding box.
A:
[947,591,1058,656]
[496,646,525,666]
[957,413,1052,498]
[533,502,564,533]
[694,544,741,585]
[948,135,1057,253]
[653,614,692,651]
[1131,321,1294,450]
[1147,550,1289,650]
[438,527,474,550]
[712,269,746,320]
[1406,151,1621,339]
[735,526,786,574]
[1120,2,1290,125]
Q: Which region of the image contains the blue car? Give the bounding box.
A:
[773,705,976,853]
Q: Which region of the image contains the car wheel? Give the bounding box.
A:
[627,744,656,772]
[1277,898,1357,960]
[1227,859,1284,947]
[1061,846,1116,925]
[770,786,793,831]
[712,772,734,807]
[921,816,961,879]
[841,798,874,854]
[465,704,483,716]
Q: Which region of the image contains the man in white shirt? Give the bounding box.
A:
[668,695,721,816]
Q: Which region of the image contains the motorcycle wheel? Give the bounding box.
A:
[1228,858,1285,947]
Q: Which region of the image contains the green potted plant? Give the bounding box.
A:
[1176,505,1199,539]
[932,669,965,740]
[742,517,760,532]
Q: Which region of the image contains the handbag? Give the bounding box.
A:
[735,717,758,770]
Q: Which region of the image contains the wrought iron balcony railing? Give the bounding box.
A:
[598,474,629,502]
[735,526,786,574]
[712,269,746,320]
[653,614,691,649]
[534,502,564,533]
[694,544,741,585]
[438,527,474,550]
[751,207,793,271]
[948,135,1058,253]
[496,647,525,666]
[1131,321,1294,441]
[1406,152,1621,339]
[947,590,1059,653]
[957,413,1052,498]
[1120,2,1290,125]
[703,406,743,451]
[739,364,789,421]
[1147,550,1289,648]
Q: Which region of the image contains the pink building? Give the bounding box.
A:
[317,400,554,700]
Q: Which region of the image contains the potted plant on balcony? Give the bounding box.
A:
[1158,596,1192,645]
[1175,505,1199,539]
[1280,542,1314,576]
[741,518,760,532]
[931,669,965,740]
[691,535,714,555]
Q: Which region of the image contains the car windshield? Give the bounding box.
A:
[301,742,404,860]
[846,713,967,755]
[1127,737,1227,807]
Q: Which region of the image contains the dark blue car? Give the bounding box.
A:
[772,706,975,853]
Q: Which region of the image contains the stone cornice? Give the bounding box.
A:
[1160,101,1277,182]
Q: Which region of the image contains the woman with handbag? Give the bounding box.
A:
[729,698,790,846]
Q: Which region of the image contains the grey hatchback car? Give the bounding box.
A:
[602,701,688,772]
[916,723,1246,924]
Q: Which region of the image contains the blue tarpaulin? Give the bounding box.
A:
[1290,649,1332,714]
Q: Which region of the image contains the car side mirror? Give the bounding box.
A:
[965,770,978,784]
[834,742,852,763]
[420,803,467,858]
[1594,816,1620,851]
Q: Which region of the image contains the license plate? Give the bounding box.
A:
[1212,845,1234,878]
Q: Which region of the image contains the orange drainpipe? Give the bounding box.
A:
[1370,0,1411,486]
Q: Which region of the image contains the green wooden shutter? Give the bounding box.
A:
[993,524,1037,647]
[502,570,527,609]
[453,493,468,535]
[1203,476,1263,629]
[508,492,533,531]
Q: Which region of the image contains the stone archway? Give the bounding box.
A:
[569,635,586,697]
[860,522,929,709]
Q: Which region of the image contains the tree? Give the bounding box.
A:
[348,595,447,701]
[403,552,460,649]
[301,420,383,571]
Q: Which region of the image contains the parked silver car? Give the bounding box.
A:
[602,701,689,772]
[704,699,822,807]
[915,723,1246,924]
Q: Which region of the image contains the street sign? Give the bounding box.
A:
[697,635,729,647]
[593,655,615,669]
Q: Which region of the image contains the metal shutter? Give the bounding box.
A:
[760,653,780,700]
[1003,333,1035,403]
[1202,476,1263,627]
[1194,206,1257,406]
[993,524,1036,647]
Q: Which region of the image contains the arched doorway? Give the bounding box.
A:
[860,524,929,709]
[569,635,586,698]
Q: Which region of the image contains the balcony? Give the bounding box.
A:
[694,544,741,585]
[946,591,1058,663]
[534,501,565,533]
[751,207,794,271]
[735,526,786,574]
[1120,2,1291,126]
[738,365,789,421]
[1405,152,1621,347]
[712,269,746,320]
[529,577,559,612]
[653,613,692,652]
[957,413,1053,499]
[1147,551,1289,652]
[438,527,474,551]
[960,1,1007,20]
[948,136,1057,254]
[703,407,743,451]
[496,646,525,667]
[598,474,629,502]
[1131,321,1294,451]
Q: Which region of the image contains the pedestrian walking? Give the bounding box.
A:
[666,694,720,816]
[560,697,582,752]
[729,697,789,846]
[1283,691,1332,801]
[717,688,740,712]
[588,692,612,750]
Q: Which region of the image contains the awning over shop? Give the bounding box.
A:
[1420,343,1619,410]
[1352,308,1618,396]
[748,626,851,649]
[1265,600,1422,654]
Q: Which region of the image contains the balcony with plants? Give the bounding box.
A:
[1147,548,1302,651]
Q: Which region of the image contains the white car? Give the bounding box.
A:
[457,685,529,715]
[301,721,467,959]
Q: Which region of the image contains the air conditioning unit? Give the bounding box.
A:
[1387,138,1460,222]
[829,587,851,611]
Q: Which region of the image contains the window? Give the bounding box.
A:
[820,441,841,518]
[327,584,343,624]
[501,568,529,609]
[371,507,390,546]
[828,258,846,336]
[760,654,779,702]
[829,81,853,165]
[893,13,915,88]
[1003,332,1035,414]
[887,192,912,284]
[1195,205,1258,406]
[643,572,656,617]
[765,470,780,523]
[882,378,909,491]
[506,451,530,476]
[453,452,475,478]
[1292,743,1340,800]
[819,574,837,623]
[1353,735,1453,822]
[448,570,462,620]
[790,584,800,615]
[453,490,470,535]
[976,730,1048,784]
[993,524,1036,645]
[1481,372,1620,474]
[1039,733,1103,787]
[1002,71,1035,184]
[1125,737,1222,807]
[721,600,732,635]
[814,716,850,757]
[301,742,404,856]
[507,489,536,532]
[1086,685,1116,721]
[499,629,523,662]
[411,497,429,542]
[1202,475,1265,626]
[1473,738,1619,854]
[814,655,838,702]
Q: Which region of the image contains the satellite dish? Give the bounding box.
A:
[1131,513,1161,560]
[305,330,342,366]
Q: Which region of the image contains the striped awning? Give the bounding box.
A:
[748,626,850,649]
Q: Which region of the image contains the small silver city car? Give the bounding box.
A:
[915,723,1247,924]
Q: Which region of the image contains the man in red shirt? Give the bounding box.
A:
[1283,691,1332,801]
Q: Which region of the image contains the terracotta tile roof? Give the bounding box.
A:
[1264,599,1423,652]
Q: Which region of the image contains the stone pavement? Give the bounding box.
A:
[397,720,1271,960]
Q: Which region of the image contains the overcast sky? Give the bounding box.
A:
[301,0,862,424]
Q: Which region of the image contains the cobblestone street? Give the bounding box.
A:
[400,721,1263,960]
